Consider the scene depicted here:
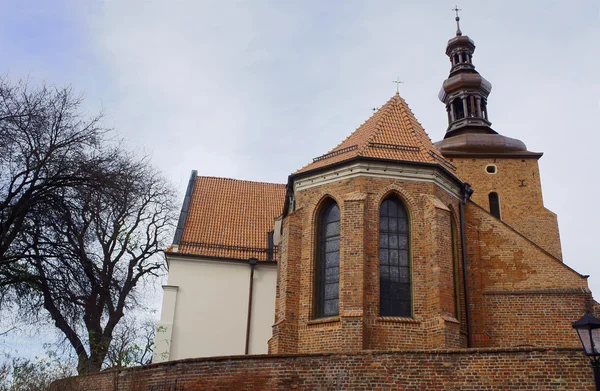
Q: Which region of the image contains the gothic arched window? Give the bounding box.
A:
[450,214,461,320]
[489,192,501,219]
[379,196,411,317]
[314,199,340,318]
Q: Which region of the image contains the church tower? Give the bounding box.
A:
[434,13,562,260]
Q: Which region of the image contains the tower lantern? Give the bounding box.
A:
[438,14,494,139]
[436,12,529,155]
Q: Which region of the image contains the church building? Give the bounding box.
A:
[151,13,595,379]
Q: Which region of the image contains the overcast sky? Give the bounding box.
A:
[1,0,599,346]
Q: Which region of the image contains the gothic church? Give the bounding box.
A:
[143,15,597,390]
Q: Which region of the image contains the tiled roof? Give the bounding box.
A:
[295,93,456,174]
[177,176,286,261]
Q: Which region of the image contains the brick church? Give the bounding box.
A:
[267,21,588,353]
[64,14,598,391]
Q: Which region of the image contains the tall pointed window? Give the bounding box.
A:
[450,214,461,320]
[314,199,340,318]
[379,196,411,317]
[489,192,501,219]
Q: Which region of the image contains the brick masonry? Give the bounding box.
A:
[464,201,590,347]
[52,347,596,390]
[271,175,468,354]
[270,164,591,354]
[449,157,562,260]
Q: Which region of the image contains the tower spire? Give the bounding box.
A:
[437,14,494,138]
[453,5,462,36]
[434,20,532,157]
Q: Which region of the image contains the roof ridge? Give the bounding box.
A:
[356,94,399,156]
[294,93,458,175]
[195,175,286,187]
[327,102,386,153]
[396,96,429,155]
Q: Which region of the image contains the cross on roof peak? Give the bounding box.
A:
[392,77,403,93]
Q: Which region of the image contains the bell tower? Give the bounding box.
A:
[440,10,494,138]
[434,12,563,260]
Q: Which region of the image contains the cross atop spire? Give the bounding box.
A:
[452,5,462,36]
[392,77,403,93]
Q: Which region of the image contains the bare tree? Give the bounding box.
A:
[0,77,108,266]
[106,317,156,369]
[0,78,177,374]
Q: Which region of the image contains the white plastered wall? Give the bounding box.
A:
[153,255,277,362]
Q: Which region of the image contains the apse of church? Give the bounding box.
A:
[269,90,469,353]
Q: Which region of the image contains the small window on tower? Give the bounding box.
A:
[486,164,497,174]
[453,97,464,120]
[489,192,501,220]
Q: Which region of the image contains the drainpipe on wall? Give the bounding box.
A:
[459,183,473,348]
[245,258,259,355]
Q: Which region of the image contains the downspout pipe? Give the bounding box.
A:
[245,258,259,355]
[459,183,473,348]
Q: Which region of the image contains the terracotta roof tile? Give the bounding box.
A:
[178,176,286,261]
[295,93,456,174]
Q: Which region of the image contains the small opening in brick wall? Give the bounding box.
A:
[485,164,497,174]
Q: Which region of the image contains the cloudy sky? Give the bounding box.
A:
[1,0,599,346]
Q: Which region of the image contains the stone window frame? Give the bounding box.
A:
[485,164,497,174]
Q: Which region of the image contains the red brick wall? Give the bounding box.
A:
[450,157,562,260]
[271,170,590,355]
[270,176,465,353]
[52,348,596,391]
[464,201,590,347]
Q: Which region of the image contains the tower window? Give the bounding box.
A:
[486,164,497,174]
[466,96,473,117]
[453,97,464,120]
[489,192,501,219]
[314,199,340,318]
[379,196,411,317]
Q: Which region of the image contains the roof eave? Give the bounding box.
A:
[290,156,465,188]
[165,251,278,266]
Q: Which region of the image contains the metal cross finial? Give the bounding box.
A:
[452,5,461,19]
[452,5,463,36]
[392,77,403,93]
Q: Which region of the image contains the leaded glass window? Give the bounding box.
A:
[451,214,461,320]
[379,196,411,317]
[315,200,340,318]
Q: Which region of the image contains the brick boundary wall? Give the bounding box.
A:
[52,347,595,391]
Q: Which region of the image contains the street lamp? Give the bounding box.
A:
[573,313,600,391]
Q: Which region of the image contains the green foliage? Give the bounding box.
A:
[0,355,74,391]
